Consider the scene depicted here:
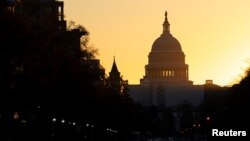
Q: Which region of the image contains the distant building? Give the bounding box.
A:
[128,11,204,108]
[107,58,128,95]
[203,80,230,111]
[5,0,66,31]
[140,11,192,86]
[3,0,88,74]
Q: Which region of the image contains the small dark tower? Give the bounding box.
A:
[109,57,121,81]
[108,57,128,94]
[109,57,122,91]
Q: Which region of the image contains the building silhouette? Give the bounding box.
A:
[109,57,122,87]
[128,11,204,108]
[140,11,192,86]
[107,57,128,95]
[5,0,66,31]
[1,1,108,140]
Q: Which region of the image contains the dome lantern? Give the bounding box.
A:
[163,11,170,35]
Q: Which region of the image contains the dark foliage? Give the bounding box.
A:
[0,1,177,141]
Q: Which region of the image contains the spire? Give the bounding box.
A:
[163,11,170,35]
[110,56,120,76]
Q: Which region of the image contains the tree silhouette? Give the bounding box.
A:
[227,67,250,129]
[0,1,101,140]
[199,66,250,141]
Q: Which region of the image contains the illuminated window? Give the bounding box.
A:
[52,118,57,122]
[13,112,19,120]
[61,119,65,124]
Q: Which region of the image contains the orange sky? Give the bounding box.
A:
[63,0,250,86]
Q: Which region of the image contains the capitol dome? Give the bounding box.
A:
[152,34,182,52]
[151,11,182,52]
[141,11,193,85]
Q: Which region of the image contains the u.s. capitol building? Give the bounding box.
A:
[128,11,204,108]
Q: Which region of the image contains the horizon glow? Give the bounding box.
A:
[63,0,250,86]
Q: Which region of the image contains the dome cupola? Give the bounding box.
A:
[151,11,182,52]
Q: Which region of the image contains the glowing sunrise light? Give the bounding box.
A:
[63,0,250,86]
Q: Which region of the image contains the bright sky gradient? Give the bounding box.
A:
[63,0,250,86]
